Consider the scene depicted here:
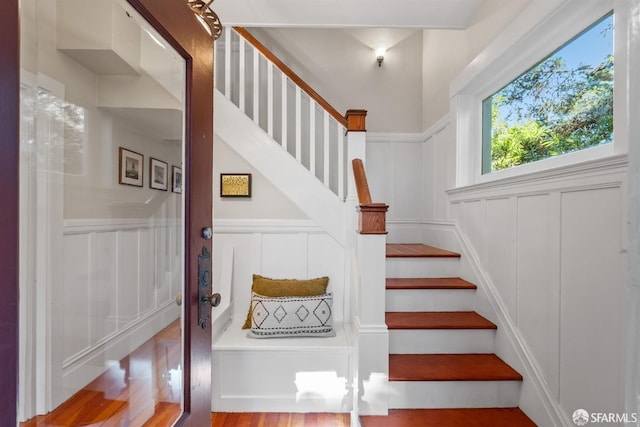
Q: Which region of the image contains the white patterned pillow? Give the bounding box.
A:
[246,292,336,338]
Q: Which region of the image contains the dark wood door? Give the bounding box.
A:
[0,0,214,425]
[129,1,214,425]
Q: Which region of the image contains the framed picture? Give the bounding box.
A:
[220,173,252,198]
[150,157,169,191]
[119,147,144,187]
[172,166,182,193]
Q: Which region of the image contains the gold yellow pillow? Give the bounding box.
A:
[242,274,329,329]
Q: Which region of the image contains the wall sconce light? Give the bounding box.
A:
[185,0,223,40]
[375,47,386,67]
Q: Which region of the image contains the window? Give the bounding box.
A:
[482,13,614,174]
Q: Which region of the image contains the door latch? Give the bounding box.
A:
[197,246,221,329]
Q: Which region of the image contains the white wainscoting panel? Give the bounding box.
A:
[485,198,517,320]
[213,219,347,325]
[367,138,424,225]
[118,230,140,327]
[516,193,561,400]
[559,187,625,415]
[62,233,91,361]
[89,231,118,346]
[445,155,627,425]
[55,219,182,408]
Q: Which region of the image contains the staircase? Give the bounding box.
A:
[360,243,536,426]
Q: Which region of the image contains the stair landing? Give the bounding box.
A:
[386,243,460,258]
[360,408,537,427]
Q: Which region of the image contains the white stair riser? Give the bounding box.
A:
[388,380,521,409]
[386,258,460,278]
[389,329,495,354]
[386,289,475,312]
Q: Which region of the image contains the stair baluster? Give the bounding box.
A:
[214,26,349,199]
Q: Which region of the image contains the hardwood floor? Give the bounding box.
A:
[360,408,537,427]
[211,412,350,426]
[21,320,182,427]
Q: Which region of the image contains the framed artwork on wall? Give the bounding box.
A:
[172,166,182,193]
[119,147,144,187]
[220,173,252,198]
[150,158,168,191]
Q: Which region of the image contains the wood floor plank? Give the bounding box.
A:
[386,311,497,330]
[211,413,351,427]
[386,277,477,290]
[389,354,523,382]
[21,320,182,427]
[361,408,537,426]
[386,243,461,258]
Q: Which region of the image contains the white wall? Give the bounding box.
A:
[421,0,531,129]
[213,136,306,219]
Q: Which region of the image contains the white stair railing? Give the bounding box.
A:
[214,26,347,200]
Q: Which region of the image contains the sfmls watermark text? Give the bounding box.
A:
[573,409,639,425]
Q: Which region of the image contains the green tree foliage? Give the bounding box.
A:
[488,22,613,172]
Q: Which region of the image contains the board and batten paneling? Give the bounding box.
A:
[559,187,625,414]
[55,218,182,407]
[212,220,347,325]
[447,157,627,420]
[366,120,452,243]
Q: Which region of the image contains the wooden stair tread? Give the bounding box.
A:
[389,354,523,382]
[386,277,477,290]
[360,408,537,427]
[386,243,461,258]
[386,311,497,330]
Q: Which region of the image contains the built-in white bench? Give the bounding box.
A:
[211,246,353,413]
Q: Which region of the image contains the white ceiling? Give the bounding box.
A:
[213,0,486,29]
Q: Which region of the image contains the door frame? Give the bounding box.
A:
[0,0,214,425]
[0,1,20,426]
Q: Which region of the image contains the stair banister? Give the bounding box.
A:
[233,27,348,128]
[215,26,360,201]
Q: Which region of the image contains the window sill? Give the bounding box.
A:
[447,150,627,202]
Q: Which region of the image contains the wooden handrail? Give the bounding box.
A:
[233,27,349,129]
[352,158,388,234]
[352,158,372,204]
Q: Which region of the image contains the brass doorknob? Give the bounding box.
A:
[175,292,183,307]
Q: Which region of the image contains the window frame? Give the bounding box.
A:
[481,12,614,175]
[450,0,628,188]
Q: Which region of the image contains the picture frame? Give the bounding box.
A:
[149,157,169,191]
[172,166,182,194]
[119,147,144,187]
[220,173,252,198]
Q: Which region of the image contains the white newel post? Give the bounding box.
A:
[355,232,389,416]
[345,109,389,416]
